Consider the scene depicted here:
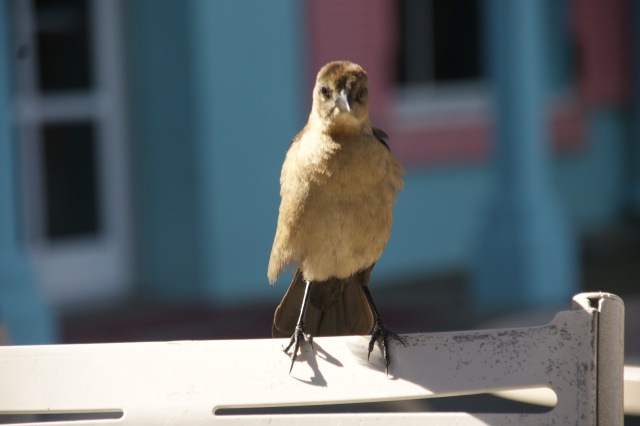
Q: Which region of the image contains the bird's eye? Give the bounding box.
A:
[358,87,368,99]
[320,86,331,99]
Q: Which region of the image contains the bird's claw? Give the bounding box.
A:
[368,320,405,375]
[283,323,313,373]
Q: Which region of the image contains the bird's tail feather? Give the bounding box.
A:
[272,267,374,338]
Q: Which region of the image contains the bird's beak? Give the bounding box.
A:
[335,89,351,112]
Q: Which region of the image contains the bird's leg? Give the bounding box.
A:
[362,286,404,375]
[283,280,314,373]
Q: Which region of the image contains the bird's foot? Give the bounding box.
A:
[283,322,314,373]
[368,320,405,375]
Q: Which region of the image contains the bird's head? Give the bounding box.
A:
[311,61,370,132]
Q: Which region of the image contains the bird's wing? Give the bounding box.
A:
[372,127,390,151]
[267,132,306,283]
[272,267,375,338]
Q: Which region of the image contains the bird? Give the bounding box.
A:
[267,61,404,374]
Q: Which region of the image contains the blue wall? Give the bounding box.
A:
[126,1,630,307]
[376,165,492,281]
[375,111,627,300]
[189,0,304,303]
[556,110,628,229]
[0,1,57,343]
[127,0,201,300]
[129,0,304,304]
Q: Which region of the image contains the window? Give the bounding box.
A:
[16,0,103,243]
[41,121,100,239]
[35,0,93,92]
[13,0,132,307]
[397,0,483,87]
[394,0,487,120]
[305,0,580,165]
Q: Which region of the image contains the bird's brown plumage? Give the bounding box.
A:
[268,61,404,338]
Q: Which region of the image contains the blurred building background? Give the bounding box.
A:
[0,0,639,346]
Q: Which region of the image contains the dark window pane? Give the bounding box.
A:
[432,0,482,82]
[41,121,101,239]
[397,0,434,85]
[35,0,92,92]
[397,0,483,85]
